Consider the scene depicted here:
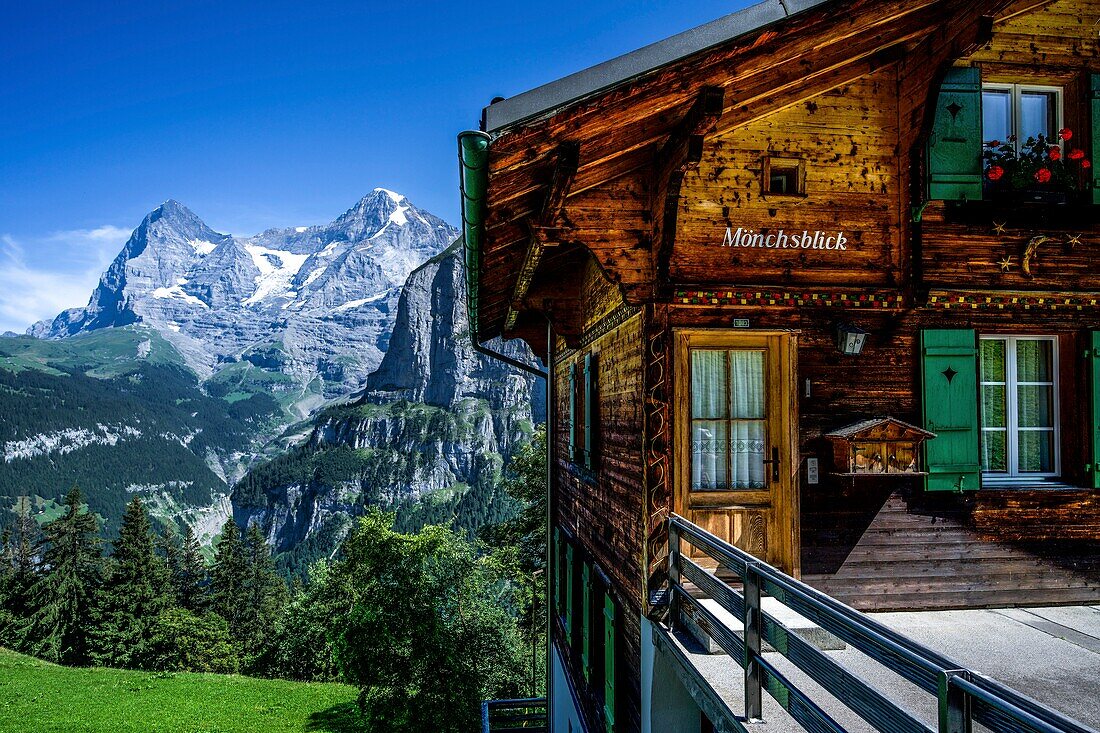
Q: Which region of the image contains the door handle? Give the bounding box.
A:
[762,447,780,483]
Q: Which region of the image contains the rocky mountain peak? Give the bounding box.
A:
[30,192,460,413]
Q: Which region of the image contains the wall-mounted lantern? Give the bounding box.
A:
[836,322,867,355]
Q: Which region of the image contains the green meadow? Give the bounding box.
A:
[0,648,362,733]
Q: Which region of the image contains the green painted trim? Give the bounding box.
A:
[458,131,491,342]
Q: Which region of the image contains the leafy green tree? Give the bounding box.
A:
[209,518,249,639]
[147,608,239,674]
[176,525,208,612]
[23,487,102,665]
[481,426,547,694]
[89,497,171,668]
[259,559,349,681]
[334,511,525,733]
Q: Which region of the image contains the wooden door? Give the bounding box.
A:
[674,330,800,576]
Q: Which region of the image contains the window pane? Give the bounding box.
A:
[692,421,728,491]
[982,89,1012,143]
[1019,91,1057,142]
[730,420,766,490]
[691,351,728,419]
[1018,385,1054,428]
[729,350,765,419]
[1016,339,1052,382]
[982,430,1007,472]
[982,384,1006,428]
[980,339,1006,382]
[1018,430,1054,473]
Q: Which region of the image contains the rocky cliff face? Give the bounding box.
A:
[31,190,457,416]
[232,243,544,569]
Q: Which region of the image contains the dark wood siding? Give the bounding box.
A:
[553,308,646,733]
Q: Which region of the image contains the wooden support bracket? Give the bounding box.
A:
[505,142,580,332]
[653,87,724,291]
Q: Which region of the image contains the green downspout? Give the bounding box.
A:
[458,130,491,344]
[458,130,546,378]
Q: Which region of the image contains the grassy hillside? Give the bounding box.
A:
[0,648,362,733]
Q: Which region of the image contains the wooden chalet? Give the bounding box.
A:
[460,1,1100,731]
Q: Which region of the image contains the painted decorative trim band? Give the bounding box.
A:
[674,289,906,308]
[927,291,1100,311]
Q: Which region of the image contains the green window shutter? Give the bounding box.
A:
[564,543,574,637]
[921,329,980,491]
[603,593,616,733]
[583,353,595,469]
[552,527,562,615]
[1089,332,1100,488]
[581,563,592,681]
[928,67,983,201]
[1091,74,1100,204]
[568,363,577,462]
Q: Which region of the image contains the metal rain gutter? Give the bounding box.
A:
[458,130,491,343]
[458,129,547,380]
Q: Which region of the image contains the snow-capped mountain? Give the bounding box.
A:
[31,190,458,416]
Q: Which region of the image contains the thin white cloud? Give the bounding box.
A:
[0,226,131,334]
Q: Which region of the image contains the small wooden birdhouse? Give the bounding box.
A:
[824,417,936,476]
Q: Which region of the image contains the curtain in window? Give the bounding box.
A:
[691,350,766,491]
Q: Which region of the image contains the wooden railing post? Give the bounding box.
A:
[668,521,681,630]
[938,670,972,733]
[744,561,763,722]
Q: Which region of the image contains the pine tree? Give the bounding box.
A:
[210,518,249,640]
[0,497,43,648]
[157,522,182,598]
[23,487,102,665]
[89,497,170,668]
[242,523,287,665]
[177,525,208,612]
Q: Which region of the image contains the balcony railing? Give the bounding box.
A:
[481,697,548,733]
[667,513,1098,733]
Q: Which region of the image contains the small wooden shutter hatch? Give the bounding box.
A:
[1089,332,1100,488]
[921,329,981,491]
[928,67,983,201]
[1091,74,1100,205]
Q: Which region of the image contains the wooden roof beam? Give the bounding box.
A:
[504,142,580,332]
[652,87,724,291]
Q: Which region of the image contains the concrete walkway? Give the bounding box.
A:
[673,605,1100,731]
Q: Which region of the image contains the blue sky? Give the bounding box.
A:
[0,0,750,332]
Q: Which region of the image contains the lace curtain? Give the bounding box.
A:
[691,349,766,491]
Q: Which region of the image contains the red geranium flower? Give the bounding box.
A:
[1083,159,1092,169]
[1034,167,1052,183]
[987,165,1005,181]
[1069,148,1085,160]
[1050,147,1062,161]
[988,140,1001,147]
[1059,128,1072,141]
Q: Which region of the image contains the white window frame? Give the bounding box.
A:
[979,335,1060,479]
[981,83,1064,153]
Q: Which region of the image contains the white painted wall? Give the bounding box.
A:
[550,641,588,733]
[641,616,703,733]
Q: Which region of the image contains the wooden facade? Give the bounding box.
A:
[464,1,1100,731]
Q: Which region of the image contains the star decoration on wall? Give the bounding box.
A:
[1066,233,1082,248]
[942,366,958,384]
[997,255,1014,272]
[992,221,1007,235]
